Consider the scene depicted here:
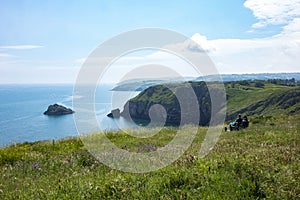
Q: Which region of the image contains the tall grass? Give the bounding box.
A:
[0,114,299,199]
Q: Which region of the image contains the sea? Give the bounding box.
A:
[0,84,138,147]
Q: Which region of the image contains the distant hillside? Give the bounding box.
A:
[112,77,193,91]
[112,72,300,91]
[195,72,300,82]
[117,80,300,125]
[225,81,300,120]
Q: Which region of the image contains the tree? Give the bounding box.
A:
[255,82,265,88]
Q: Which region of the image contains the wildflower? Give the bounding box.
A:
[32,163,39,168]
[147,145,153,151]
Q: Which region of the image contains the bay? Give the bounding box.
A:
[0,84,138,147]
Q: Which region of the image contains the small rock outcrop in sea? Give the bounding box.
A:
[107,108,121,118]
[43,104,74,116]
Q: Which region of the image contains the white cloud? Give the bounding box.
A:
[281,18,300,34]
[74,29,300,82]
[244,0,300,28]
[0,45,43,50]
[72,1,300,83]
[189,30,300,74]
[141,25,299,74]
[190,33,216,52]
[0,53,14,58]
[177,0,300,74]
[97,29,300,80]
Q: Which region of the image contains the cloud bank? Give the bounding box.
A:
[187,0,300,74]
[131,0,300,76]
[244,0,300,28]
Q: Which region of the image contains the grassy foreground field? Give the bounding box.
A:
[0,114,299,199]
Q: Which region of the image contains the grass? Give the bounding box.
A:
[225,82,299,115]
[0,114,299,199]
[129,81,300,122]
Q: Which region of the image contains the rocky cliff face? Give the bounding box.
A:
[113,80,300,127]
[120,82,225,126]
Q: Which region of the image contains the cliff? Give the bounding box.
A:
[114,80,300,126]
[120,82,225,126]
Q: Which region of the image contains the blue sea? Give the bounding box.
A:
[0,84,138,147]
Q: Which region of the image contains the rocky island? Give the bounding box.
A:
[107,108,121,118]
[43,104,74,116]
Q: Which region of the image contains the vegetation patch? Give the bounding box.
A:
[0,114,299,199]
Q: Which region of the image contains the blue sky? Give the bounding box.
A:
[0,0,299,83]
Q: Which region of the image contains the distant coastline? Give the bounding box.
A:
[112,72,300,91]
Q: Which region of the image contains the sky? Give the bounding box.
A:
[0,0,299,83]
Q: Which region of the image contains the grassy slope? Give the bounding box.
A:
[225,82,300,118]
[0,114,299,199]
[129,81,300,121]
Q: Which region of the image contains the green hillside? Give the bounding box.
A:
[225,81,300,119]
[0,114,299,199]
[119,80,300,125]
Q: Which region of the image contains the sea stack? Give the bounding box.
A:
[107,108,121,118]
[43,104,74,116]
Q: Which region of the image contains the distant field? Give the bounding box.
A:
[225,81,300,117]
[0,114,299,199]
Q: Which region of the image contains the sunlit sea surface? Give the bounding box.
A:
[0,84,138,147]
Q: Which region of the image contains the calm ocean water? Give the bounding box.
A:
[0,84,138,147]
